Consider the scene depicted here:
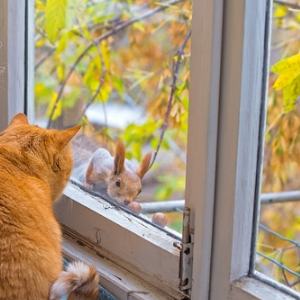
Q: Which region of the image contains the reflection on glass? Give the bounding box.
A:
[257,1,300,292]
[34,0,192,234]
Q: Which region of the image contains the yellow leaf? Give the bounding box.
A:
[282,74,300,113]
[83,60,95,85]
[35,37,47,48]
[35,82,45,97]
[132,22,145,33]
[56,32,68,54]
[100,42,110,70]
[76,16,92,41]
[83,56,102,87]
[99,83,111,103]
[56,64,65,81]
[271,53,300,74]
[271,54,300,90]
[46,92,62,120]
[46,0,68,44]
[94,55,102,70]
[36,0,46,10]
[274,5,287,18]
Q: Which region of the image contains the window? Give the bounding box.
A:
[33,0,189,298]
[1,0,299,299]
[34,0,191,236]
[256,0,300,294]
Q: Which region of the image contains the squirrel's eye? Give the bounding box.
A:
[116,179,121,187]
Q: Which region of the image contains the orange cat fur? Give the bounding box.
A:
[0,113,82,300]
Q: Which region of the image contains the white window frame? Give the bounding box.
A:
[188,0,298,299]
[0,0,25,128]
[1,0,300,299]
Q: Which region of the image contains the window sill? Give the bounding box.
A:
[230,274,298,300]
[56,183,182,299]
[62,234,176,300]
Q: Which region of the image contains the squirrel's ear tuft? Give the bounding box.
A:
[114,140,125,175]
[137,152,152,179]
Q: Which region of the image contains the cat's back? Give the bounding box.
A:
[0,147,62,300]
[0,114,80,300]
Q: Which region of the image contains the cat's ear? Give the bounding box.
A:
[56,125,81,148]
[9,113,29,127]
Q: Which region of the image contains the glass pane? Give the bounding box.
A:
[34,0,192,234]
[257,1,300,292]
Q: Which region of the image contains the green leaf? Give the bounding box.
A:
[113,76,124,99]
[154,174,185,201]
[83,56,102,89]
[132,21,145,33]
[46,0,68,44]
[56,64,65,81]
[169,219,183,233]
[83,59,96,85]
[56,31,75,54]
[181,96,189,110]
[62,89,81,108]
[100,42,110,70]
[155,185,173,201]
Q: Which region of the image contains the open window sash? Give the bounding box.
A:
[187,0,298,299]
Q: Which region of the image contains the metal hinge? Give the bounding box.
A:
[174,207,193,297]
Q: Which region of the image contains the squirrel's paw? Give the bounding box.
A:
[127,202,142,214]
[83,181,94,190]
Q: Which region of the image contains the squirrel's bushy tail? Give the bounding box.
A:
[50,261,99,300]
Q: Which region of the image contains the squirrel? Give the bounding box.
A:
[77,140,152,206]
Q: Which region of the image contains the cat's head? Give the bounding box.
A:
[0,113,81,201]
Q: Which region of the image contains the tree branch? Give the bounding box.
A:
[46,0,187,128]
[35,48,55,71]
[281,266,292,288]
[290,278,300,288]
[76,45,107,124]
[148,28,191,170]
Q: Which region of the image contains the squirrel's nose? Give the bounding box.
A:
[124,200,130,206]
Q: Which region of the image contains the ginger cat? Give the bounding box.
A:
[0,113,99,300]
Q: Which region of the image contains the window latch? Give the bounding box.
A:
[174,207,193,297]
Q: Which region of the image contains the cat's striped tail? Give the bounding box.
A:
[50,261,99,300]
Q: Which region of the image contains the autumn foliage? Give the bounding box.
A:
[257,2,300,291]
[35,0,191,233]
